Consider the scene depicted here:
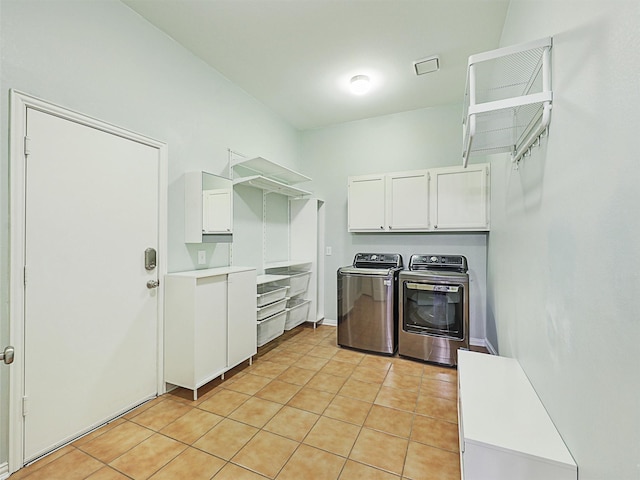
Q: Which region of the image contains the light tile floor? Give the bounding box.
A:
[10,325,466,480]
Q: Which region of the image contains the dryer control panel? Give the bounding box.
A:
[408,254,467,272]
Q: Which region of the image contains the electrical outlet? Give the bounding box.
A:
[197,250,206,265]
[326,246,332,256]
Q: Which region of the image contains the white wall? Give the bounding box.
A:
[300,105,488,343]
[0,0,301,465]
[487,1,640,479]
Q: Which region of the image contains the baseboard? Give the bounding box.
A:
[0,461,9,480]
[470,337,497,355]
[317,318,337,327]
[484,338,498,355]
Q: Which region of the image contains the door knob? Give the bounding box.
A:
[1,346,15,365]
[146,280,160,289]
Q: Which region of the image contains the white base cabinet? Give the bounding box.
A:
[164,267,256,399]
[458,351,577,480]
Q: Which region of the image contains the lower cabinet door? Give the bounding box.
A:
[194,275,228,385]
[227,269,257,367]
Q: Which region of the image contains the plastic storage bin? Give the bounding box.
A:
[257,285,288,307]
[257,310,286,347]
[257,298,287,321]
[285,298,311,330]
[271,269,311,297]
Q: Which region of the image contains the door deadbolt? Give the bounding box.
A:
[144,248,157,271]
[1,346,15,365]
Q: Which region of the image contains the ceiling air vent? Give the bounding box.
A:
[413,56,440,75]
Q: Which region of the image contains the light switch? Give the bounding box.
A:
[197,250,206,265]
[326,247,332,256]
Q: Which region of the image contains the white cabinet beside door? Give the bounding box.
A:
[164,266,256,400]
[202,188,232,234]
[348,174,385,231]
[431,163,490,231]
[185,171,233,243]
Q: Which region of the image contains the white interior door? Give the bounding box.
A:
[22,107,160,462]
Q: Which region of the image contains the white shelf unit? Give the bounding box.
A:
[290,198,325,325]
[231,154,311,198]
[462,37,553,167]
[229,150,324,335]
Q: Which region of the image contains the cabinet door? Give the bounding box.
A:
[194,276,227,384]
[431,164,490,231]
[387,171,429,231]
[227,269,257,367]
[202,189,232,234]
[348,175,386,232]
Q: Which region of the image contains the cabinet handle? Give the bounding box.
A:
[380,226,384,230]
[434,225,438,229]
[389,226,392,230]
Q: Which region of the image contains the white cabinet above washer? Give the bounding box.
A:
[347,174,386,231]
[431,163,490,231]
[348,164,489,233]
[387,170,430,231]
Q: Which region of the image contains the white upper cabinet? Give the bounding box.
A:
[185,171,233,243]
[387,170,430,231]
[348,174,386,231]
[348,164,490,233]
[431,163,490,231]
[202,188,232,234]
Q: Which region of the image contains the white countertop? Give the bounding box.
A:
[166,266,255,279]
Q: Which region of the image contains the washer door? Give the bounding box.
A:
[402,281,464,339]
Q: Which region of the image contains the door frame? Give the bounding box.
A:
[8,90,168,473]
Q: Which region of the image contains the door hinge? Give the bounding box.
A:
[22,396,28,417]
[24,136,31,157]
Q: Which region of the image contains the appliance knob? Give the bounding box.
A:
[430,256,438,263]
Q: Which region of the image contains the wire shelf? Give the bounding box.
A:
[462,37,553,166]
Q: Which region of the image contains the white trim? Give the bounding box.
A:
[484,338,498,356]
[0,462,8,480]
[8,90,168,474]
[319,318,337,327]
[470,337,497,355]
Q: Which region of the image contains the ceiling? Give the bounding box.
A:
[123,0,510,131]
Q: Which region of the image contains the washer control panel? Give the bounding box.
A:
[353,253,403,269]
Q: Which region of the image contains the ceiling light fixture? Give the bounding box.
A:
[350,75,371,95]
